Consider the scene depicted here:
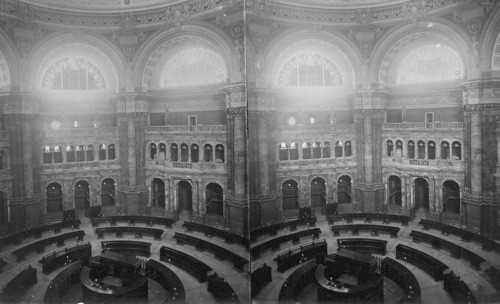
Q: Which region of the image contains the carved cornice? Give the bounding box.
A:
[0,0,234,29]
[463,103,500,115]
[226,106,246,116]
[389,90,462,106]
[353,182,385,191]
[247,0,462,26]
[112,93,152,114]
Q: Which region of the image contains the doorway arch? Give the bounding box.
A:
[177,180,193,215]
[74,180,90,217]
[310,177,326,208]
[443,180,460,214]
[101,178,116,206]
[46,182,63,213]
[282,180,298,210]
[206,183,223,216]
[152,178,165,209]
[414,178,429,210]
[388,176,402,205]
[338,175,352,204]
[0,191,7,225]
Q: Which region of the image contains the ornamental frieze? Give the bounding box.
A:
[257,0,457,25]
[389,90,462,106]
[0,0,230,29]
[150,98,225,110]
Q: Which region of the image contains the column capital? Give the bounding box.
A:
[460,80,500,105]
[352,89,388,111]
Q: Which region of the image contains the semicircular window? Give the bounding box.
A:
[159,47,227,88]
[397,44,463,85]
[42,57,106,90]
[278,53,343,87]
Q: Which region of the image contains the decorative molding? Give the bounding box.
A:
[389,90,462,106]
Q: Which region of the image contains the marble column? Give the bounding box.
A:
[469,112,482,196]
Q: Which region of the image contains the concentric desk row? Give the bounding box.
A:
[183,221,250,249]
[39,242,91,274]
[420,219,500,253]
[173,232,249,271]
[95,226,163,239]
[251,227,321,259]
[410,230,485,269]
[327,213,410,226]
[331,224,400,237]
[91,215,174,228]
[0,219,81,247]
[250,217,317,242]
[12,230,85,261]
[274,239,327,273]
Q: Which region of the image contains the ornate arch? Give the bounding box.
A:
[481,5,500,71]
[29,33,124,94]
[135,23,234,91]
[0,29,19,92]
[265,29,361,90]
[371,20,471,86]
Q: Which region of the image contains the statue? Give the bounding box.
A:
[165,108,170,125]
[401,106,407,122]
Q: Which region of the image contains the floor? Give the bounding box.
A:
[252,213,500,304]
[0,214,499,304]
[0,217,250,304]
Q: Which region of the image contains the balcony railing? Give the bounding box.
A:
[278,123,355,133]
[146,125,226,133]
[43,127,119,137]
[278,157,355,168]
[383,122,463,130]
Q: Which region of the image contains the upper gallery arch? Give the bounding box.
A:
[135,24,235,92]
[265,30,362,94]
[30,33,124,101]
[371,21,471,88]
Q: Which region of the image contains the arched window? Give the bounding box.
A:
[204,144,213,162]
[206,183,223,216]
[191,144,199,163]
[158,143,166,160]
[98,144,106,161]
[46,182,63,213]
[278,53,343,87]
[443,180,460,214]
[289,143,299,160]
[310,177,326,208]
[344,141,352,157]
[407,141,415,159]
[397,44,463,84]
[152,178,165,209]
[441,141,450,159]
[180,144,189,162]
[417,140,425,159]
[215,144,225,163]
[492,32,500,70]
[386,140,393,157]
[395,140,403,157]
[74,180,90,211]
[149,143,157,160]
[53,146,63,163]
[334,141,343,158]
[428,141,436,160]
[282,180,298,210]
[388,176,402,205]
[312,142,321,159]
[86,145,94,161]
[323,142,331,158]
[66,146,75,162]
[338,175,352,204]
[0,150,5,170]
[0,191,7,225]
[452,141,461,160]
[43,146,52,164]
[170,144,178,162]
[159,47,227,88]
[42,57,106,90]
[76,145,85,162]
[302,142,311,159]
[101,178,115,206]
[279,143,288,161]
[108,144,116,160]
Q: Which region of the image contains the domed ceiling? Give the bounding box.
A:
[271,0,409,9]
[21,0,190,12]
